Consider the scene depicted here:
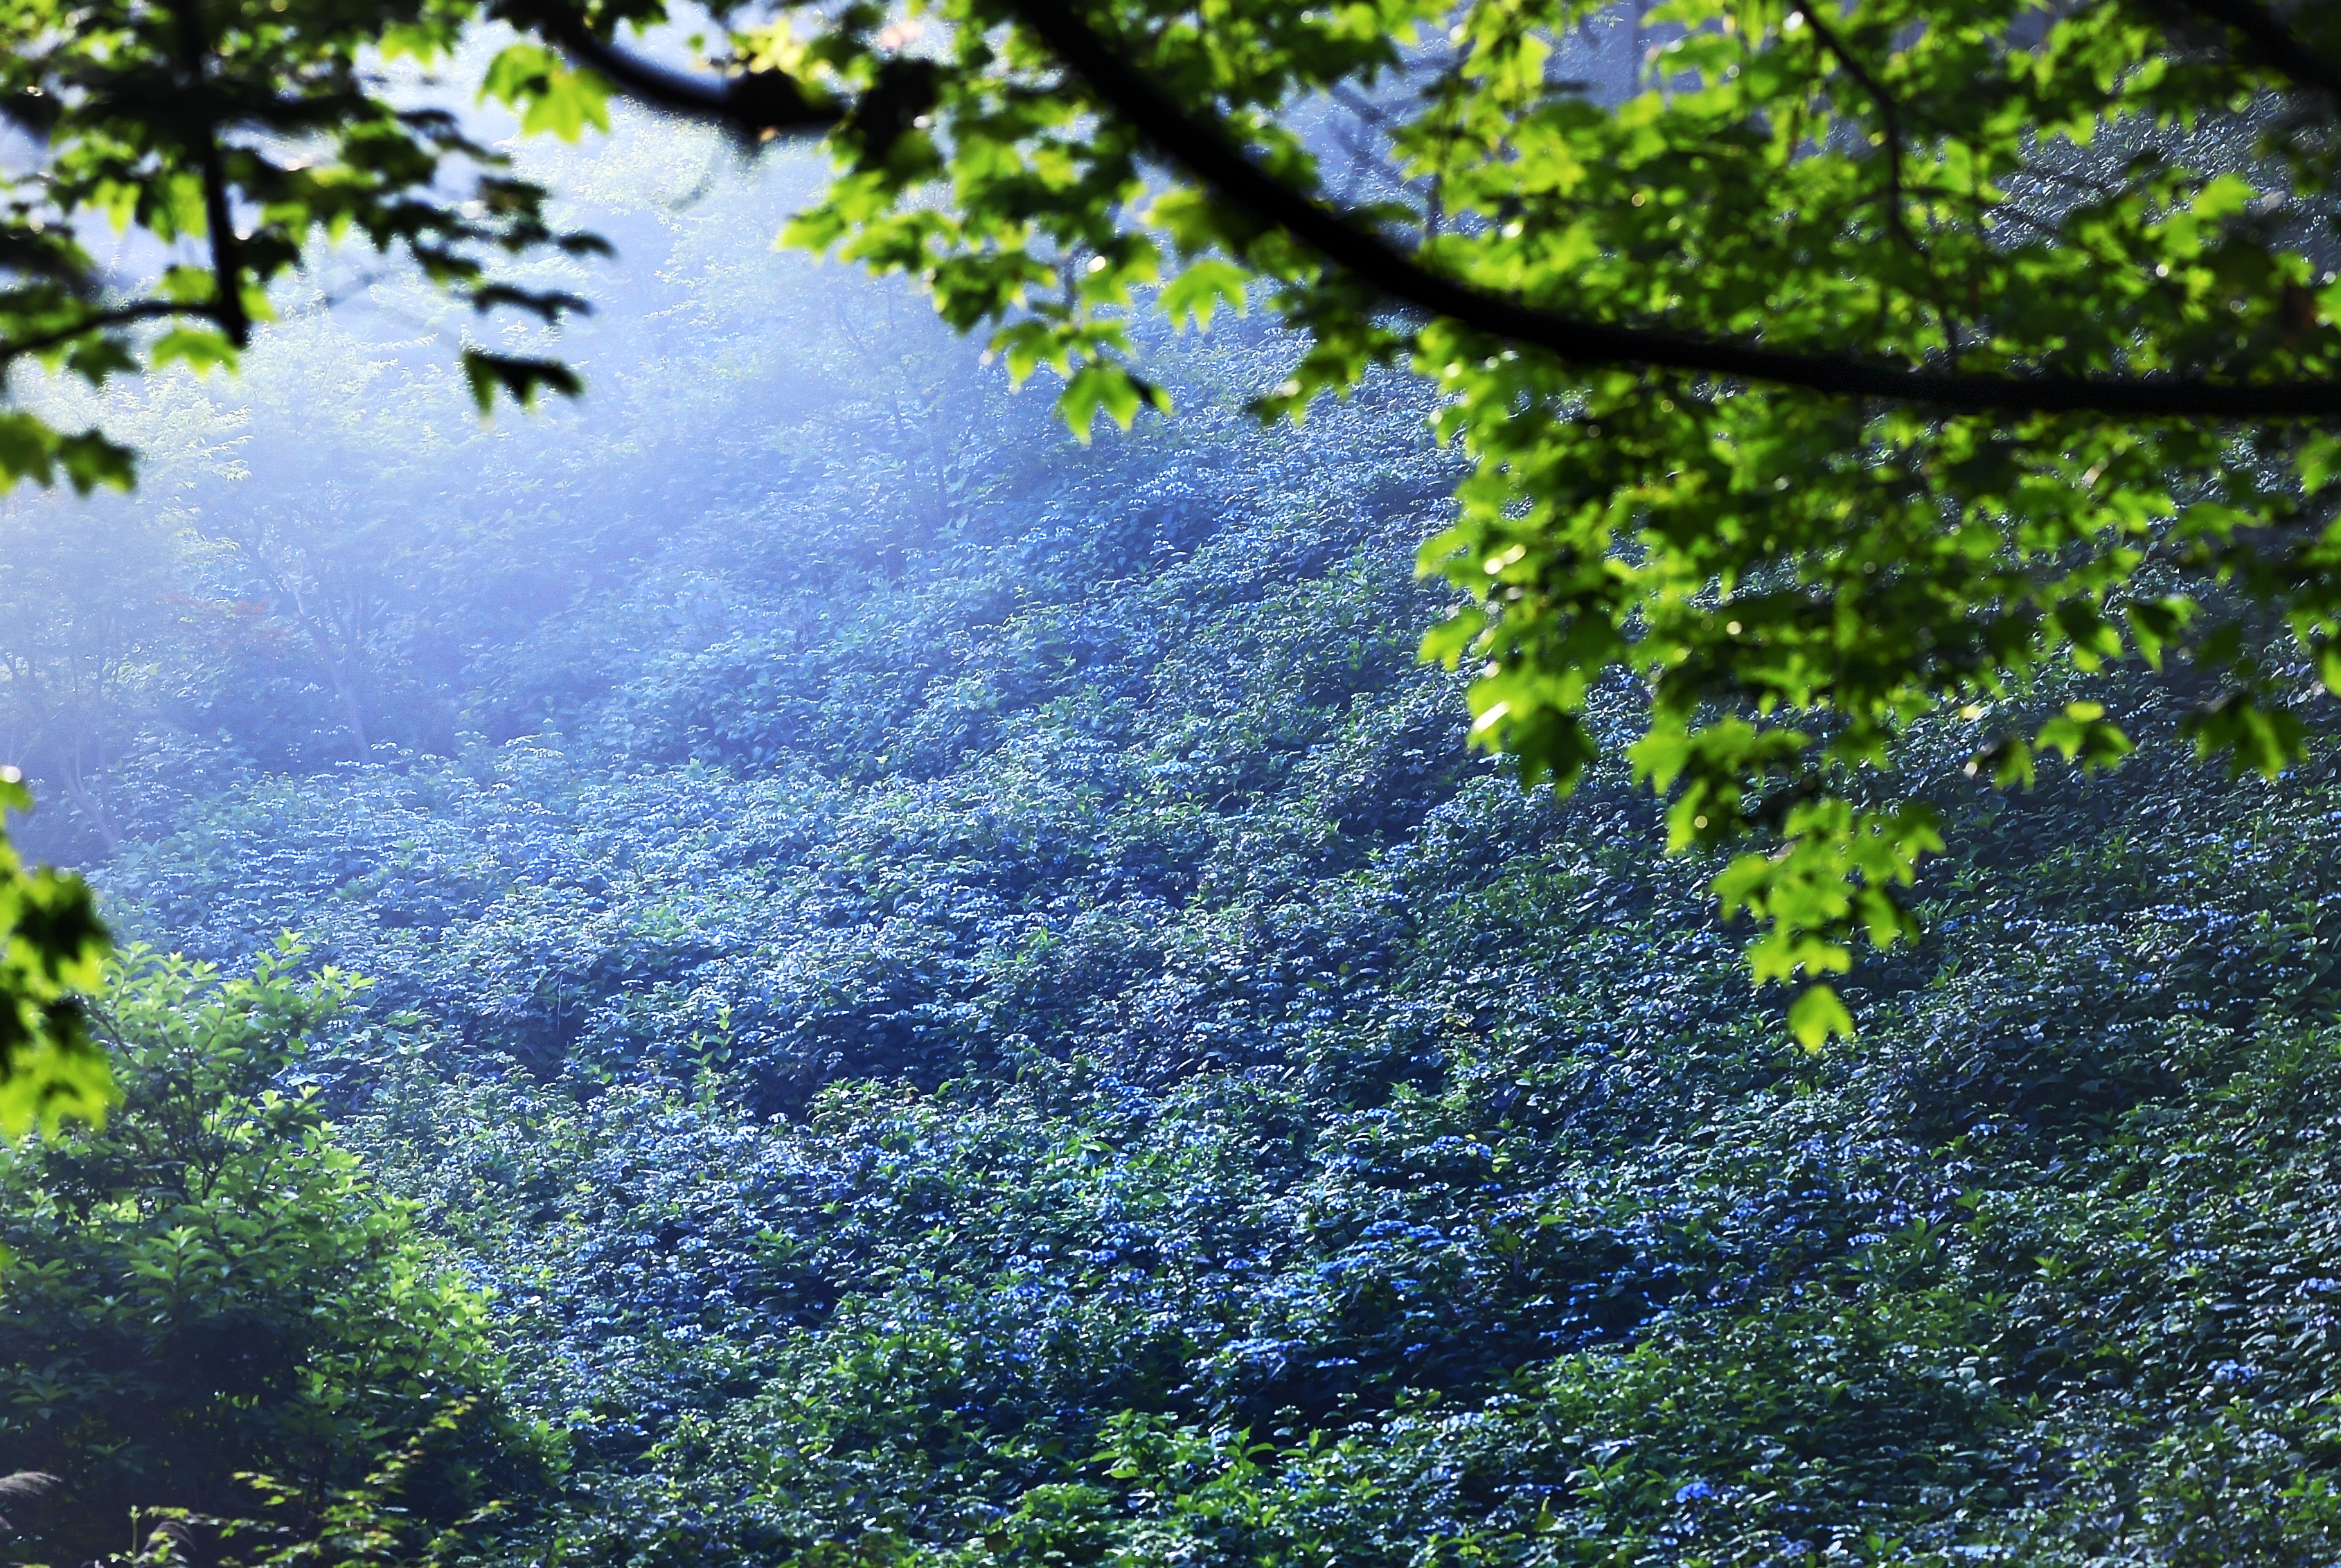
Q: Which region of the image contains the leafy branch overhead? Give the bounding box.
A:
[0,0,609,490]
[0,775,112,1137]
[8,0,2341,1044]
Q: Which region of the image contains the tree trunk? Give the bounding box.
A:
[279,573,371,760]
[53,747,120,855]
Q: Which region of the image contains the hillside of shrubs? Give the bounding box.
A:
[6,121,2341,1568]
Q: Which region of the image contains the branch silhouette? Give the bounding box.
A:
[1003,0,2341,416]
[528,8,839,139]
[548,0,2341,418]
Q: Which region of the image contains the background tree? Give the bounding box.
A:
[0,463,211,850]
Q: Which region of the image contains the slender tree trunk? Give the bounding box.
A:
[53,745,120,855]
[8,667,121,853]
[279,573,371,760]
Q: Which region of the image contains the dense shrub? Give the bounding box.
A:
[0,949,549,1567]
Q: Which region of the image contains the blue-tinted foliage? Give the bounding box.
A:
[21,126,2341,1568]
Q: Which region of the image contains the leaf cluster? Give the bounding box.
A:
[0,945,544,1568]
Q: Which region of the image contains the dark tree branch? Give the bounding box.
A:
[168,0,249,347]
[0,302,214,373]
[1002,0,2341,417]
[1787,0,1919,253]
[195,144,247,347]
[2175,0,2341,100]
[529,8,839,140]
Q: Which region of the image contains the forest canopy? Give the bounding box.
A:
[4,3,2341,1058]
[6,0,2341,1067]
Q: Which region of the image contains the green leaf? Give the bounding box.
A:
[0,413,135,495]
[1057,362,1155,440]
[461,350,582,414]
[1159,259,1252,331]
[2035,703,2134,772]
[1786,984,1854,1052]
[0,782,114,1139]
[148,328,240,375]
[2182,690,2308,778]
[479,43,611,141]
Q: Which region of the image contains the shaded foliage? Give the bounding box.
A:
[0,949,548,1568]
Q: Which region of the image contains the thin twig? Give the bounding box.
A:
[528,8,839,142]
[1787,0,1920,253]
[0,301,221,371]
[542,0,2341,417]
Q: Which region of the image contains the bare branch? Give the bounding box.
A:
[0,301,222,372]
[168,0,249,347]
